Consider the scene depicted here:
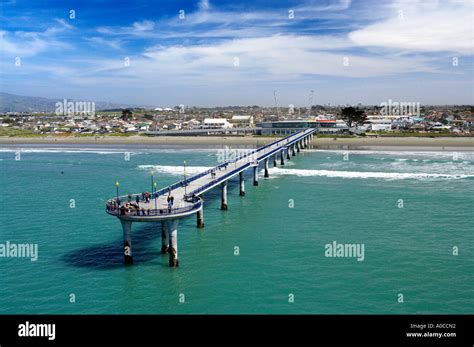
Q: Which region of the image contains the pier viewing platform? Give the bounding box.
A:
[105,128,315,266]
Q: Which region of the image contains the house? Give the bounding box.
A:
[188,119,201,129]
[464,118,474,127]
[168,122,182,130]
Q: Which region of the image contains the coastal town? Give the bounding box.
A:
[0,103,473,138]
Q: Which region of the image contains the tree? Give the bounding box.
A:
[121,109,133,120]
[340,107,367,129]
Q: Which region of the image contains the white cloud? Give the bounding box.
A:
[85,37,123,50]
[82,35,434,86]
[132,20,155,31]
[198,0,211,11]
[349,0,474,54]
[0,19,73,56]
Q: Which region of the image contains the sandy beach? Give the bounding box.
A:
[0,135,473,150]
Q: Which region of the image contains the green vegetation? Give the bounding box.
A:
[121,109,133,120]
[316,134,357,138]
[0,127,43,137]
[107,132,137,137]
[340,107,368,128]
[369,131,468,137]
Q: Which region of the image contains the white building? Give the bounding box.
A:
[367,119,393,131]
[203,118,233,129]
[230,115,254,127]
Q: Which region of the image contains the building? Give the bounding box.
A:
[258,120,348,135]
[230,115,254,127]
[203,118,233,129]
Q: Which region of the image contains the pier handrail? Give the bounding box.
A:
[107,129,314,207]
[184,161,253,198]
[151,130,308,194]
[106,197,202,217]
[182,129,314,199]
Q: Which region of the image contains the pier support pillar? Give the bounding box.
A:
[161,222,169,254]
[292,144,296,156]
[221,181,228,210]
[120,219,133,265]
[280,150,285,165]
[166,219,179,267]
[264,158,269,178]
[286,148,291,160]
[239,171,245,196]
[273,155,277,167]
[297,141,301,152]
[197,206,204,228]
[253,166,259,186]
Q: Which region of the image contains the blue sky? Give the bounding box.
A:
[0,0,473,106]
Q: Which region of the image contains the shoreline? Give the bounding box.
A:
[0,135,473,151]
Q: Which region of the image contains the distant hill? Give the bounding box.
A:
[0,92,149,113]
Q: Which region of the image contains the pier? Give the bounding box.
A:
[105,128,315,266]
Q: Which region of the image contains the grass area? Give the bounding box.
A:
[371,131,471,137]
[315,134,357,138]
[0,127,44,137]
[107,132,138,137]
[0,128,139,137]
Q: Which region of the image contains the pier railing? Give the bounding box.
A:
[182,129,314,199]
[106,129,314,213]
[106,197,202,217]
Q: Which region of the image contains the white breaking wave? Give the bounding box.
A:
[138,165,213,175]
[0,148,138,155]
[268,167,473,180]
[137,165,473,180]
[306,149,474,160]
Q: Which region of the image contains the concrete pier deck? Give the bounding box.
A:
[105,128,315,266]
[106,128,315,222]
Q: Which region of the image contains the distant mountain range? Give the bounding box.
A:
[0,92,149,113]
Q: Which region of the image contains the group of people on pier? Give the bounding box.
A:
[108,187,179,216]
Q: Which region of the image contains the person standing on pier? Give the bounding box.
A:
[135,195,140,206]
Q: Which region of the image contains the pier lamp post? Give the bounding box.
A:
[154,181,157,211]
[183,160,187,195]
[115,181,120,204]
[150,169,155,197]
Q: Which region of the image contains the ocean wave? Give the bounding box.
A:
[0,148,138,155]
[0,147,224,155]
[268,167,473,180]
[307,149,474,160]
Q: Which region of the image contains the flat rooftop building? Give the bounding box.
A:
[203,118,233,129]
[259,120,348,135]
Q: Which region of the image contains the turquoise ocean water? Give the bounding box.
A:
[0,144,473,314]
